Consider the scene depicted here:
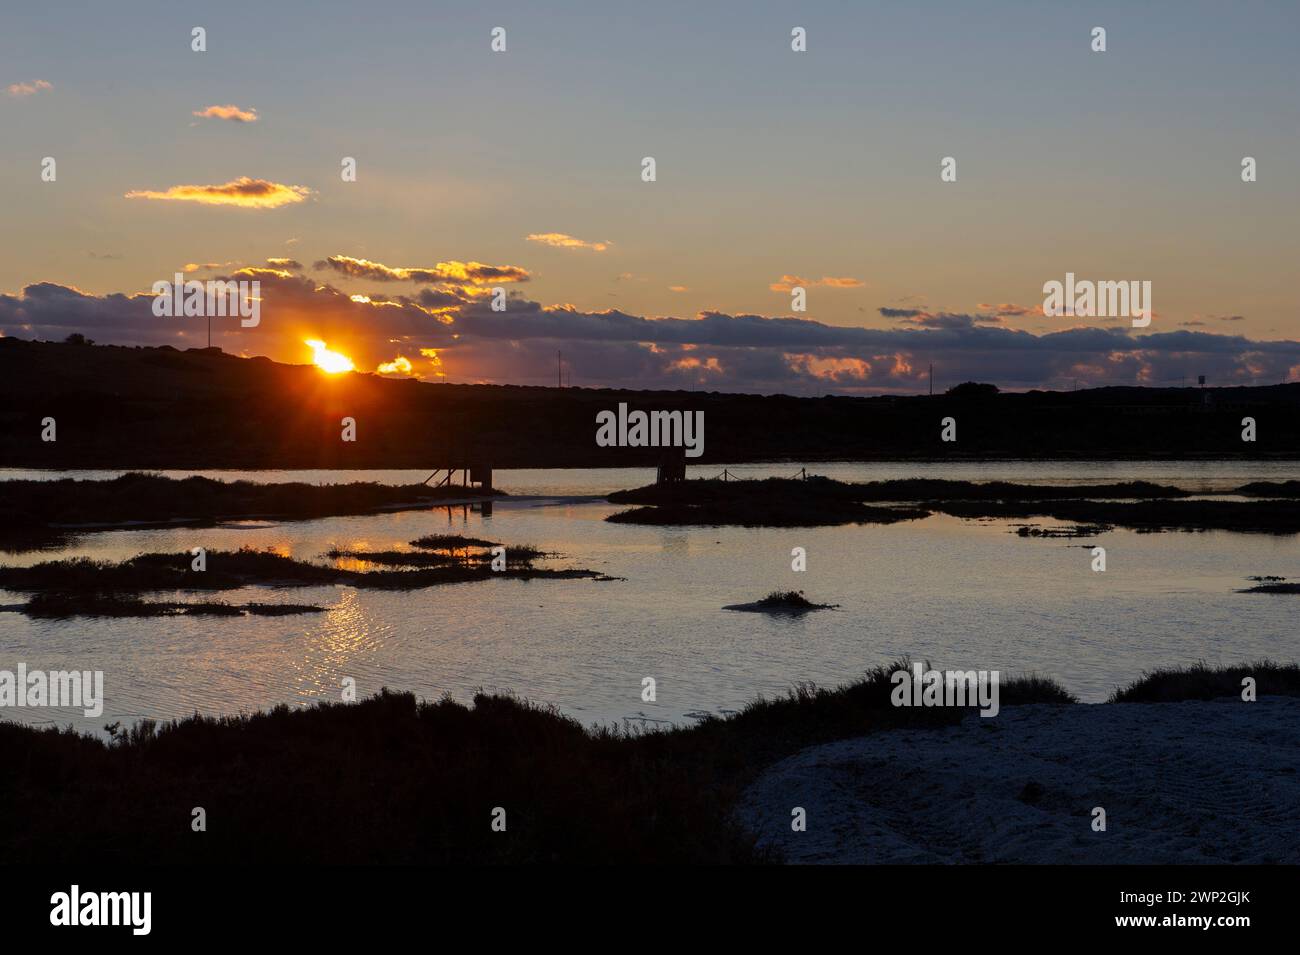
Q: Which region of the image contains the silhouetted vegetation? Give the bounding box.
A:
[935,497,1300,534]
[409,534,500,549]
[607,477,931,527]
[945,381,999,399]
[0,659,1074,864]
[1236,481,1300,497]
[0,472,502,551]
[1108,661,1300,703]
[0,546,603,597]
[1016,524,1110,538]
[1238,579,1300,594]
[328,543,547,568]
[723,590,838,614]
[603,476,1281,530]
[19,593,325,618]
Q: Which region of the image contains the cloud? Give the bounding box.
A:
[125,177,312,209]
[183,261,238,273]
[880,307,1003,329]
[526,233,610,252]
[668,286,689,293]
[977,302,1045,318]
[265,258,303,271]
[6,79,51,97]
[192,104,258,122]
[770,275,865,292]
[313,254,530,285]
[5,276,1298,395]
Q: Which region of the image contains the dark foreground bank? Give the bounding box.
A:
[2,662,1295,864]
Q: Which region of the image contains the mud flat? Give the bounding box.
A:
[935,497,1300,534]
[0,543,606,610]
[0,473,503,551]
[738,697,1300,864]
[10,593,326,618]
[605,476,1300,532]
[606,477,930,527]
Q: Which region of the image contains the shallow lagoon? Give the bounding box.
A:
[2,461,1297,735]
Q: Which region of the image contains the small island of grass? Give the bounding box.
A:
[723,590,839,614]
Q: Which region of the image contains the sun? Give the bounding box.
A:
[304,339,354,374]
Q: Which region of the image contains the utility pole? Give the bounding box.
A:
[557,350,562,389]
[928,363,933,396]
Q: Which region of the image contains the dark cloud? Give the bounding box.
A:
[3,279,1298,394]
[878,307,1004,329]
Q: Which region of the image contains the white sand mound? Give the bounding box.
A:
[738,698,1300,864]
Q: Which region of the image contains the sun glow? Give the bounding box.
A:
[305,339,354,373]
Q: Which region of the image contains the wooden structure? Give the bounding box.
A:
[424,462,493,491]
[656,446,686,484]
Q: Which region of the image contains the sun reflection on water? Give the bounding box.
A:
[291,589,385,701]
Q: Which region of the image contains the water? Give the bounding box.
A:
[2,461,1298,735]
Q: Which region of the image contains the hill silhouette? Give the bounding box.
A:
[1,337,1298,468]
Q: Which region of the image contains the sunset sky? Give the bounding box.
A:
[2,0,1298,393]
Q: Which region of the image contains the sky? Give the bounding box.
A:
[2,0,1299,394]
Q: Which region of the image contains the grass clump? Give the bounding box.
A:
[1108,660,1300,703]
[409,534,500,550]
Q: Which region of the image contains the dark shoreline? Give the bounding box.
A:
[604,476,1300,532]
[0,661,1294,864]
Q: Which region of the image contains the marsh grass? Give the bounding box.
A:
[0,657,1074,864]
[0,545,600,602]
[21,593,324,618]
[409,534,500,549]
[1109,660,1300,702]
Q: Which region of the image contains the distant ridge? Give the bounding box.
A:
[1,337,1298,468]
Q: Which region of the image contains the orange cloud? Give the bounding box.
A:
[6,79,51,97]
[785,354,873,381]
[234,266,295,279]
[125,177,312,208]
[668,285,689,292]
[526,233,610,252]
[192,104,258,122]
[419,348,447,377]
[316,254,530,285]
[769,274,865,292]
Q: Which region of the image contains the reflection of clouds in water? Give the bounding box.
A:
[291,589,389,702]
